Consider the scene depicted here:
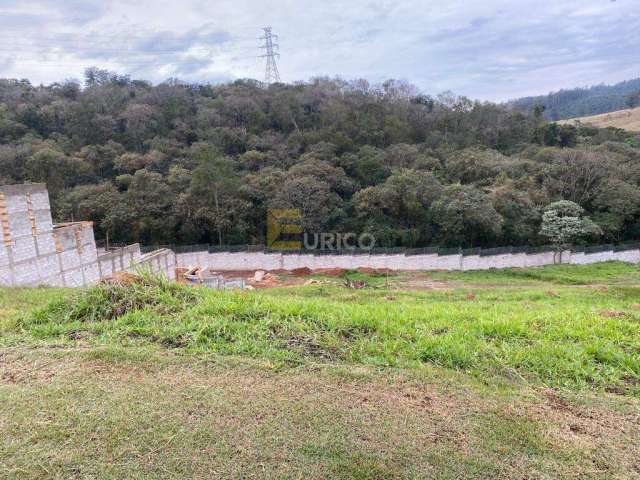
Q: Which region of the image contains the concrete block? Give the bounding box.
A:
[34,209,53,232]
[83,263,100,285]
[80,225,95,247]
[0,265,14,286]
[0,242,10,267]
[30,190,51,211]
[37,254,61,279]
[5,194,28,214]
[8,215,32,238]
[40,274,64,287]
[13,259,40,285]
[11,236,37,263]
[99,258,113,277]
[55,228,78,251]
[36,231,57,255]
[59,249,81,271]
[63,268,85,287]
[81,244,98,266]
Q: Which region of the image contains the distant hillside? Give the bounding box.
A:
[509,78,640,120]
[559,106,640,132]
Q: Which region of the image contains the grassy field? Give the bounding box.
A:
[560,106,640,132]
[1,262,640,478]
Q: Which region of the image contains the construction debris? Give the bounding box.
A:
[344,278,367,289]
[180,266,245,289]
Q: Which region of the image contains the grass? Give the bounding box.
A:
[5,262,639,392]
[2,348,639,479]
[1,262,640,478]
[424,260,640,285]
[560,106,640,132]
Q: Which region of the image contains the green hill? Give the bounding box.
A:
[509,78,640,120]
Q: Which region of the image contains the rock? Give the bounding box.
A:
[253,270,266,282]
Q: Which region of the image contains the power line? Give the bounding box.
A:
[259,27,280,85]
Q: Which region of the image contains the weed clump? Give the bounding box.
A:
[32,273,198,324]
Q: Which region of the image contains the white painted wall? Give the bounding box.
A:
[176,249,640,272]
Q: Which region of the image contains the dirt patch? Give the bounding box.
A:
[600,309,627,318]
[311,267,345,276]
[394,273,454,291]
[281,334,338,360]
[290,267,313,276]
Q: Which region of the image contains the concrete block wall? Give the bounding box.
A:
[1,183,639,286]
[97,244,143,277]
[0,184,63,287]
[0,184,177,288]
[133,249,177,280]
[176,248,640,272]
[53,222,100,287]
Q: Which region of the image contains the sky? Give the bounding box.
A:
[0,0,637,101]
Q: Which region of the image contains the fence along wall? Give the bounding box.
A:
[176,247,640,272]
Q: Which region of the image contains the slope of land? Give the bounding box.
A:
[509,77,640,120]
[560,106,640,132]
[4,74,640,250]
[1,262,639,478]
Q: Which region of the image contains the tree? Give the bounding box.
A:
[186,145,247,245]
[1,70,639,248]
[124,169,174,244]
[534,123,577,147]
[429,185,503,247]
[57,183,122,240]
[25,148,91,199]
[273,176,342,233]
[490,182,540,245]
[626,91,640,109]
[353,169,443,246]
[539,200,601,262]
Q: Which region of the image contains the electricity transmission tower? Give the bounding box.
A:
[259,27,280,85]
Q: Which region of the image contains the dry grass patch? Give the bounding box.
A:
[1,348,639,479]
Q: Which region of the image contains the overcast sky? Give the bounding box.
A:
[0,0,637,101]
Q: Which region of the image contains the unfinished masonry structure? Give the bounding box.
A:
[2,183,639,288]
[0,184,175,287]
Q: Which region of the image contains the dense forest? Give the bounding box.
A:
[1,68,640,249]
[509,78,640,120]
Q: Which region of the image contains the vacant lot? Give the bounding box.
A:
[1,262,639,479]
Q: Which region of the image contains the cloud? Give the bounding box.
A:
[0,0,637,100]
